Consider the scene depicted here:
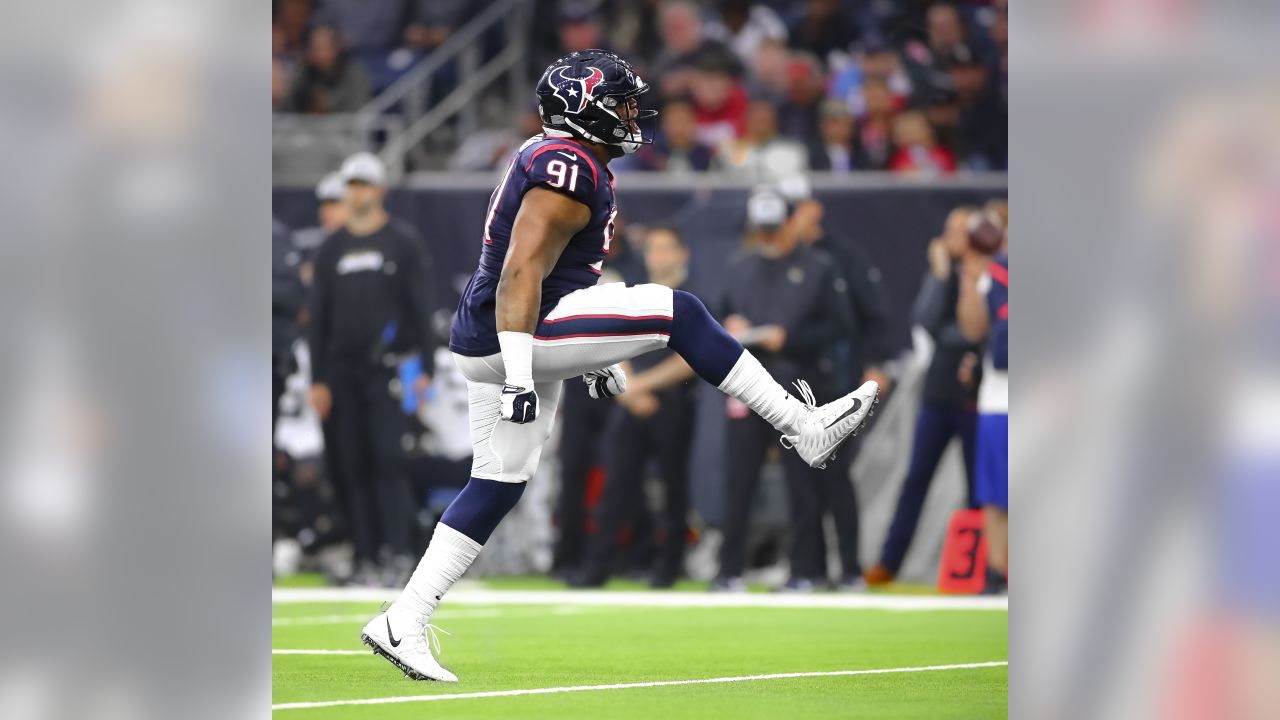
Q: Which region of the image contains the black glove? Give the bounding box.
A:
[500,384,539,423]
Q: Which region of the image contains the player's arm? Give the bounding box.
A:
[495,186,591,422]
[496,186,589,332]
[956,250,992,342]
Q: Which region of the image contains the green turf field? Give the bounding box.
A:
[273,586,1007,718]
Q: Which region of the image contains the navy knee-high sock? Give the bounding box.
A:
[667,289,744,386]
[440,478,527,544]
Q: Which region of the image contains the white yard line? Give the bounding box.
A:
[272,614,373,627]
[273,606,604,627]
[272,587,1007,611]
[272,649,369,656]
[271,660,1008,711]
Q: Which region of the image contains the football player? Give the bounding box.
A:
[361,49,880,681]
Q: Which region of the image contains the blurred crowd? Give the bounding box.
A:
[272,151,1009,591]
[273,0,1008,175]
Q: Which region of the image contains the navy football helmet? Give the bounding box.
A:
[535,50,657,157]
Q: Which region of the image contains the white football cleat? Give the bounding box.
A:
[781,380,880,469]
[360,608,458,682]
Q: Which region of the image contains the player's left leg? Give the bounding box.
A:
[362,378,564,681]
[470,282,879,468]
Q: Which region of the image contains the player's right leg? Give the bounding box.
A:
[514,282,880,469]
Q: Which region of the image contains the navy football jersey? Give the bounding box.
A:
[451,135,618,356]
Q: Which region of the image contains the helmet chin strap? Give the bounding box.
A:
[597,101,645,153]
[547,100,645,155]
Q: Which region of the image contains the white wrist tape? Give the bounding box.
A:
[498,331,535,389]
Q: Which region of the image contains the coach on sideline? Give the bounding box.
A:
[308,152,437,587]
[713,188,856,592]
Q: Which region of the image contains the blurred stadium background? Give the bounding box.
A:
[271,0,1007,593]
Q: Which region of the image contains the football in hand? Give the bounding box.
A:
[967,210,1004,254]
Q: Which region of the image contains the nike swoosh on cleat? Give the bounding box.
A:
[824,398,862,429]
[386,616,401,647]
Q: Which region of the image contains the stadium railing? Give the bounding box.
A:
[273,0,532,184]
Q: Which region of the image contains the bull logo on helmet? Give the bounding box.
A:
[550,66,605,115]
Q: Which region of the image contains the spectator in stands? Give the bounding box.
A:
[272,58,291,112]
[807,99,865,173]
[944,43,1007,170]
[776,52,827,147]
[652,1,735,98]
[610,0,665,63]
[618,97,719,173]
[704,0,788,68]
[888,110,955,174]
[557,3,605,55]
[404,0,470,52]
[828,37,912,118]
[448,106,543,171]
[988,0,1008,101]
[865,206,982,585]
[860,39,913,102]
[787,0,859,67]
[923,82,962,164]
[285,26,372,114]
[689,53,749,148]
[311,0,410,53]
[903,2,969,107]
[273,24,291,68]
[927,2,968,58]
[851,78,897,170]
[744,37,790,103]
[718,98,808,179]
[275,0,312,60]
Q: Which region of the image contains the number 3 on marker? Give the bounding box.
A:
[546,159,579,192]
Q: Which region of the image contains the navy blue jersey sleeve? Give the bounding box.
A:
[520,142,601,207]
